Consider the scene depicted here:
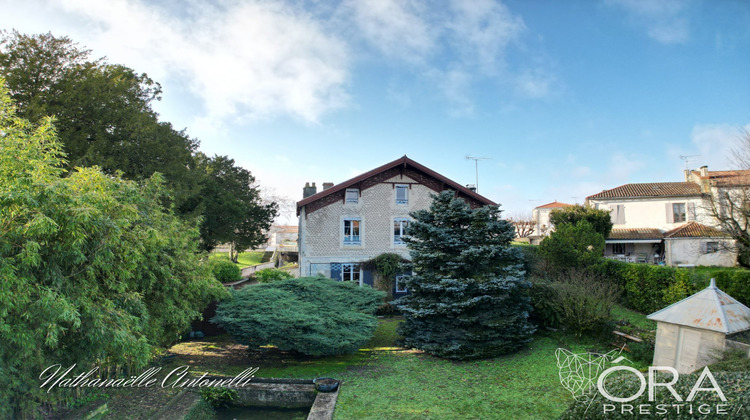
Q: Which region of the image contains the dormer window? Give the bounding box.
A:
[395,185,408,205]
[346,188,359,203]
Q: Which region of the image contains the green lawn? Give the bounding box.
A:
[208,251,264,269]
[165,317,629,420]
[611,304,656,332]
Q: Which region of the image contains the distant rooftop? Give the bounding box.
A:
[535,201,574,209]
[587,182,702,200]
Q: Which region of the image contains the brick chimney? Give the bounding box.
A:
[322,182,334,191]
[303,182,317,198]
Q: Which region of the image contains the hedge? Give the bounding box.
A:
[591,261,750,314]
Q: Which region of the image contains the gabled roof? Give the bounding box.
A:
[648,279,750,334]
[663,222,730,238]
[587,182,702,200]
[296,156,496,215]
[608,228,663,240]
[535,201,574,209]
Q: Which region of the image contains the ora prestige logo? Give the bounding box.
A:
[555,348,731,416]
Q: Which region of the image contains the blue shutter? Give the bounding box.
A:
[362,268,374,287]
[330,263,342,281]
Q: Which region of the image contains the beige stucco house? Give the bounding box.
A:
[528,201,573,245]
[585,166,748,266]
[296,156,495,294]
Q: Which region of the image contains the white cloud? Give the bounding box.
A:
[690,123,750,170]
[606,0,690,44]
[39,0,350,125]
[447,0,525,75]
[340,0,436,64]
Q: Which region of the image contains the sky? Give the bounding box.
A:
[1,0,749,223]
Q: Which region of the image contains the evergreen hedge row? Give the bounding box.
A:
[591,260,750,314]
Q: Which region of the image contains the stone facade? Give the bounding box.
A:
[296,156,496,294]
[299,174,433,277]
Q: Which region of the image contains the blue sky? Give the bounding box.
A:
[2,0,749,222]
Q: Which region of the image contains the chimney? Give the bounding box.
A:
[323,182,334,191]
[684,169,690,182]
[700,165,708,177]
[466,184,477,192]
[303,182,317,198]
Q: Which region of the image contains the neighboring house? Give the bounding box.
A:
[585,166,741,266]
[528,201,573,245]
[296,156,496,296]
[266,225,298,247]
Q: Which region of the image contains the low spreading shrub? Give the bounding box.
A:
[213,277,385,356]
[254,268,294,283]
[550,270,620,337]
[211,260,242,283]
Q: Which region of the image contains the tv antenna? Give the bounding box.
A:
[679,154,700,170]
[465,155,491,193]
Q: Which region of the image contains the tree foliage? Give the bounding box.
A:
[538,220,605,271]
[195,153,278,258]
[213,278,384,357]
[395,191,535,360]
[548,204,613,238]
[0,83,227,418]
[0,30,203,217]
[0,31,279,255]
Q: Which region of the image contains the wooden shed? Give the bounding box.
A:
[647,279,750,374]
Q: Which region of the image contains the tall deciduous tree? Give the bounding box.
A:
[0,83,227,418]
[196,153,278,260]
[705,128,750,267]
[396,191,535,360]
[0,30,202,217]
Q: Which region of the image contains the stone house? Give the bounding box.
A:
[295,156,495,296]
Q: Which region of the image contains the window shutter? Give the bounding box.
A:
[700,242,707,254]
[330,263,342,281]
[688,202,696,221]
[617,205,625,224]
[609,205,617,223]
[666,203,673,223]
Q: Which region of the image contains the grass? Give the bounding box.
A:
[611,304,656,332]
[208,251,264,269]
[159,317,637,420]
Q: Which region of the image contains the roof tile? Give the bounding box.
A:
[588,182,701,199]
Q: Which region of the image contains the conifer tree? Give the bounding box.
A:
[396,191,535,359]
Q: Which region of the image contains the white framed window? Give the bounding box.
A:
[343,218,361,244]
[346,188,359,203]
[673,203,686,223]
[395,275,408,293]
[342,263,362,285]
[395,185,409,205]
[394,218,410,245]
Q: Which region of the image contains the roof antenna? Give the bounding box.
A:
[465,155,491,193]
[679,154,700,170]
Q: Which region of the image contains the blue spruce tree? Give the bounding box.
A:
[396,191,535,359]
